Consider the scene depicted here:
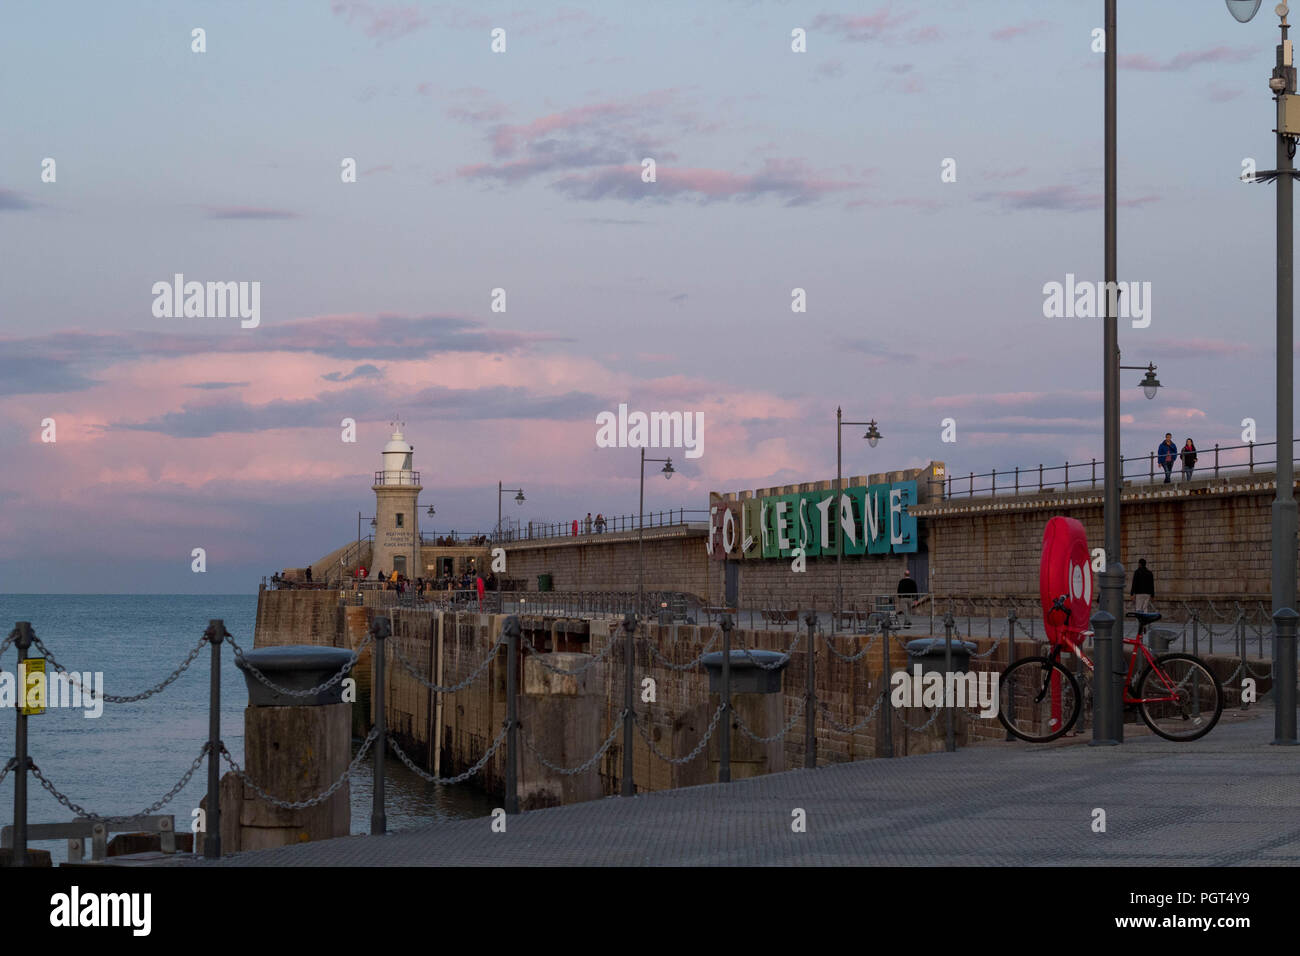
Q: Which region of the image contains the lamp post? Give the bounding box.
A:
[1230,0,1299,742]
[834,408,881,616]
[638,448,675,617]
[497,482,525,544]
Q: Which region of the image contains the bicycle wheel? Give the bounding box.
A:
[999,657,1081,743]
[1136,653,1223,741]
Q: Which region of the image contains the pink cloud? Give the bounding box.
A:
[330,0,429,42]
[1118,46,1254,72]
[991,20,1050,41]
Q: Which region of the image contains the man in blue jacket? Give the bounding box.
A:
[1157,432,1177,483]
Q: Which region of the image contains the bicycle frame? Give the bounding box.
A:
[1047,626,1181,706]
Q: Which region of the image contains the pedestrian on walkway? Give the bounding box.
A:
[1131,558,1155,612]
[1157,432,1177,484]
[897,568,918,629]
[584,512,593,534]
[595,513,605,533]
[1181,438,1198,481]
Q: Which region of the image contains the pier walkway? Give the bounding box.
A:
[206,705,1299,866]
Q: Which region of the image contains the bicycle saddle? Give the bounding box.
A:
[1126,610,1161,624]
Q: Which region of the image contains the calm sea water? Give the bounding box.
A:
[0,595,494,863]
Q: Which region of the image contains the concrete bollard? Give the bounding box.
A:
[699,646,789,783]
[232,646,354,852]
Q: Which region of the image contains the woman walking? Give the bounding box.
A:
[1181,438,1198,481]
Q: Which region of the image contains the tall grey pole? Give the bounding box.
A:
[1274,607,1298,744]
[638,448,646,618]
[498,480,503,543]
[880,617,893,758]
[1273,20,1298,626]
[719,615,732,783]
[621,612,637,796]
[835,406,843,615]
[504,617,520,809]
[370,616,388,835]
[12,622,32,867]
[804,611,817,768]
[1098,0,1124,744]
[204,619,226,858]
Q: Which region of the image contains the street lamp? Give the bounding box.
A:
[497,482,525,543]
[1230,0,1299,744]
[1118,360,1161,400]
[638,449,676,616]
[835,407,882,615]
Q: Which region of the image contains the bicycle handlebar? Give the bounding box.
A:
[1050,595,1071,622]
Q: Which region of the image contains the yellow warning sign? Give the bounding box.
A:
[19,658,45,716]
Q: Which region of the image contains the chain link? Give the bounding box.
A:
[0,629,15,660]
[895,704,945,734]
[646,629,721,671]
[29,744,210,823]
[733,696,807,743]
[520,632,617,676]
[389,635,502,691]
[223,727,379,809]
[30,633,210,704]
[0,756,13,788]
[522,714,625,775]
[387,722,509,785]
[817,691,885,734]
[730,632,801,669]
[227,632,369,699]
[634,702,726,765]
[820,631,879,662]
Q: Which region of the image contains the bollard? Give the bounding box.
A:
[620,612,637,797]
[803,611,817,769]
[12,622,34,868]
[204,619,227,860]
[1238,614,1249,712]
[1089,610,1118,746]
[1005,609,1018,742]
[504,616,520,813]
[943,614,955,753]
[719,615,733,783]
[370,616,389,835]
[880,617,893,758]
[1272,608,1298,745]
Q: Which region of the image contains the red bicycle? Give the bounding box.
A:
[998,596,1223,742]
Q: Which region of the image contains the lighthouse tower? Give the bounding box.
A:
[371,423,423,579]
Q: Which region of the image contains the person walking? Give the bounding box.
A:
[595,513,605,533]
[584,512,593,534]
[1157,433,1177,484]
[1131,558,1155,612]
[897,567,918,629]
[1181,438,1198,482]
[304,565,313,583]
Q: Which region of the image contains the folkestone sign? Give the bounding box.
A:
[707,480,918,560]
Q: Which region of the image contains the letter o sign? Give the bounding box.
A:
[722,507,736,554]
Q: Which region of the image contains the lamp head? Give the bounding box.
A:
[662,458,675,480]
[863,420,882,448]
[426,505,436,516]
[1139,364,1162,400]
[514,490,526,505]
[1226,0,1263,21]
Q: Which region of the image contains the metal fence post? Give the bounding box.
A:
[204,619,227,860]
[621,612,637,796]
[370,616,389,834]
[804,611,817,769]
[880,617,894,758]
[719,615,732,782]
[504,616,520,813]
[11,622,34,867]
[1005,609,1017,742]
[1273,608,1298,745]
[1015,466,1019,494]
[1215,443,1220,477]
[943,613,955,753]
[1089,610,1118,746]
[1038,463,1043,491]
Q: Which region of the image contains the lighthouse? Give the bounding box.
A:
[371,423,422,579]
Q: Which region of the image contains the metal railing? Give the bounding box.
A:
[494,509,709,543]
[932,439,1298,500]
[374,470,420,486]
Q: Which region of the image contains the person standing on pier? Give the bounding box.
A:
[897,568,918,629]
[1181,438,1198,482]
[1131,558,1155,612]
[1157,433,1177,484]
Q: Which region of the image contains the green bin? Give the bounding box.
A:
[537,573,553,592]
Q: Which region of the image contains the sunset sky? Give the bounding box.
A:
[0,0,1291,592]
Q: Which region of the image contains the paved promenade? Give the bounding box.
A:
[211,706,1298,866]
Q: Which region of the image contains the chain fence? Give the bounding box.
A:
[387,723,510,786]
[29,633,211,704]
[28,743,210,824]
[227,632,369,700]
[222,727,380,810]
[389,635,503,691]
[520,632,617,676]
[634,703,727,765]
[522,714,625,775]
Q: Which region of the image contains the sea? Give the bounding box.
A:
[0,594,495,864]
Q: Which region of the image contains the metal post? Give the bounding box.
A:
[503,617,520,812]
[719,615,732,782]
[1005,609,1018,742]
[835,407,843,615]
[1100,0,1124,745]
[880,617,894,758]
[943,614,955,753]
[1272,607,1297,744]
[804,611,817,768]
[370,616,389,834]
[1239,612,1250,712]
[1092,458,1097,487]
[1038,463,1043,491]
[203,619,226,859]
[621,612,637,796]
[11,622,33,867]
[1090,610,1118,745]
[1274,17,1299,635]
[1015,466,1019,494]
[638,450,645,619]
[1215,443,1220,477]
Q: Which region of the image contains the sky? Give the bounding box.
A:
[0,0,1293,592]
